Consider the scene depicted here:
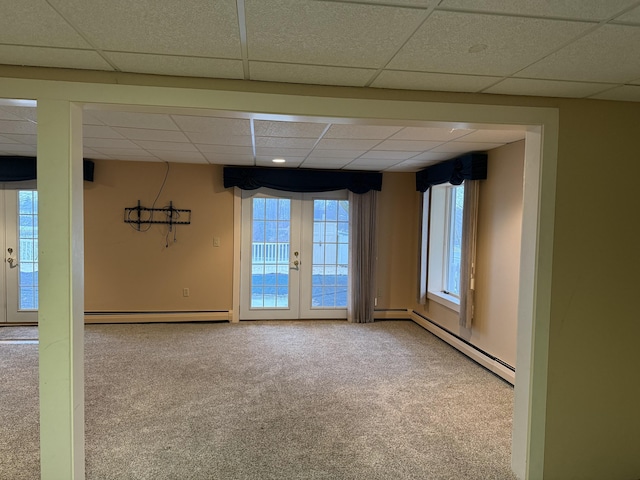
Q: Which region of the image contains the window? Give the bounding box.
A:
[420,183,465,311]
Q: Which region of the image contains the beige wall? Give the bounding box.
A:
[84,160,234,312]
[409,141,525,367]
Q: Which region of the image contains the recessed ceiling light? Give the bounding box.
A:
[272,158,286,163]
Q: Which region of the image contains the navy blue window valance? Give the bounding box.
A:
[0,156,95,182]
[224,166,382,194]
[415,153,487,192]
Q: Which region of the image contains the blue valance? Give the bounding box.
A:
[0,156,94,182]
[224,166,382,194]
[415,153,487,192]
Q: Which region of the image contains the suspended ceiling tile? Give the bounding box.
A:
[249,61,376,87]
[517,25,640,83]
[83,125,126,139]
[349,157,403,166]
[324,125,403,140]
[0,106,37,122]
[0,120,37,135]
[255,137,317,149]
[0,144,36,154]
[88,111,179,130]
[390,127,474,141]
[0,135,19,144]
[359,151,420,160]
[202,153,254,164]
[131,140,197,152]
[372,70,501,92]
[255,156,305,164]
[0,134,37,145]
[184,132,252,146]
[49,0,241,58]
[82,111,105,126]
[615,5,640,24]
[254,147,311,157]
[112,127,190,143]
[387,11,591,76]
[456,130,525,143]
[83,138,140,149]
[384,164,423,172]
[147,150,207,163]
[0,45,113,71]
[254,120,327,138]
[172,116,250,136]
[301,158,352,169]
[245,0,425,68]
[315,139,381,150]
[407,151,458,162]
[0,109,26,122]
[106,156,160,162]
[195,145,253,155]
[107,52,244,79]
[82,151,113,160]
[89,148,154,157]
[0,0,92,48]
[439,0,638,21]
[373,139,443,151]
[485,78,615,98]
[432,141,504,153]
[307,149,367,159]
[590,85,640,102]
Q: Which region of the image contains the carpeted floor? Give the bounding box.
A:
[0,320,517,479]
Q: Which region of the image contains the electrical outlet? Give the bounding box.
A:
[213,237,221,247]
[183,288,190,297]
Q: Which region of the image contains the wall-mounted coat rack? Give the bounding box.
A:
[124,200,191,231]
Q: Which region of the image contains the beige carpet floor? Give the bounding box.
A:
[0,320,516,479]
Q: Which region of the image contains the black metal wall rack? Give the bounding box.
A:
[124,200,191,231]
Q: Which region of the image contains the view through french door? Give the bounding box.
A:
[240,188,349,320]
[0,188,38,323]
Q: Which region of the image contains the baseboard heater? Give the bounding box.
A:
[84,311,231,324]
[410,310,515,385]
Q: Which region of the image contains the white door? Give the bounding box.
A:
[240,189,349,320]
[1,189,39,323]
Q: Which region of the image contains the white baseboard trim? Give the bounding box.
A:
[374,309,412,319]
[84,311,231,324]
[409,311,515,385]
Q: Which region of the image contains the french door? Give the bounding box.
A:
[240,188,349,320]
[1,188,39,323]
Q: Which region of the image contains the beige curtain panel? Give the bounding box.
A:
[347,190,378,323]
[459,180,479,329]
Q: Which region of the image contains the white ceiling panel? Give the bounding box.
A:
[245,0,426,68]
[590,85,640,102]
[0,120,37,135]
[0,45,113,71]
[107,53,244,80]
[112,128,190,143]
[408,151,458,162]
[517,24,640,83]
[256,156,305,164]
[254,147,312,157]
[0,135,19,144]
[89,148,154,157]
[301,158,352,169]
[88,111,179,130]
[195,145,253,155]
[202,153,254,164]
[0,0,92,48]
[0,106,37,122]
[615,5,640,24]
[373,139,444,151]
[315,139,381,150]
[372,70,501,92]
[184,132,252,146]
[455,130,525,143]
[0,144,37,154]
[432,142,504,153]
[83,125,125,139]
[250,62,376,87]
[324,125,403,140]
[307,149,366,159]
[0,109,26,122]
[0,134,37,145]
[485,78,614,98]
[106,156,159,162]
[255,137,317,149]
[83,138,140,149]
[133,141,197,152]
[82,112,105,126]
[390,127,474,141]
[49,0,242,58]
[172,116,250,135]
[254,120,327,138]
[358,151,420,160]
[439,0,639,21]
[387,11,591,76]
[147,151,207,163]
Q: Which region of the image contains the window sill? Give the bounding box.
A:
[427,291,460,313]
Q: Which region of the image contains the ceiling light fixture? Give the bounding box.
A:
[272,158,286,163]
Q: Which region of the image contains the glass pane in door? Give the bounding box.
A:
[311,199,348,308]
[18,190,38,310]
[251,197,290,308]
